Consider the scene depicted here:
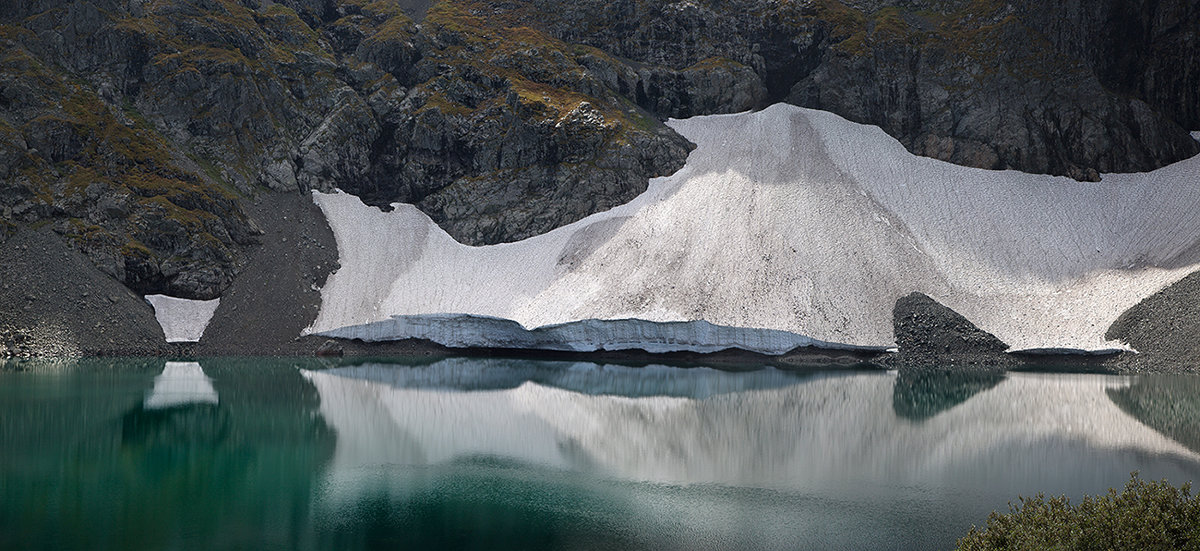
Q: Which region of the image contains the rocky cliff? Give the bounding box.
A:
[500,0,1199,180]
[1,0,1197,339]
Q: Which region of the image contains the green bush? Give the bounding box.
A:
[957,473,1200,550]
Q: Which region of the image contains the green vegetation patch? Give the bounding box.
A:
[958,473,1200,550]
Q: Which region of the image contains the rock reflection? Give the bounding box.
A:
[1109,375,1200,453]
[892,368,1004,421]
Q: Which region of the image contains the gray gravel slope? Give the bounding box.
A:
[0,227,168,357]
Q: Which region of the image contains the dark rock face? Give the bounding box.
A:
[785,2,1199,179]
[1,0,697,259]
[887,292,1013,370]
[504,0,1199,179]
[1017,0,1200,133]
[334,4,695,243]
[540,0,1195,178]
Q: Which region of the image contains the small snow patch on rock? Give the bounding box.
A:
[145,295,220,343]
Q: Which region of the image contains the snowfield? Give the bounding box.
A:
[145,294,220,343]
[307,104,1200,353]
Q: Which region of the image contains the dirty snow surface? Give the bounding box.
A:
[145,294,220,343]
[308,104,1200,353]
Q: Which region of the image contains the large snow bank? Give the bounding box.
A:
[308,104,1200,353]
[145,294,220,343]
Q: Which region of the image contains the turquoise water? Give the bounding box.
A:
[2,357,1199,550]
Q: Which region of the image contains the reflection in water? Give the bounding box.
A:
[1,357,1200,550]
[1109,375,1200,453]
[321,357,811,397]
[892,369,1004,420]
[143,361,219,409]
[306,367,1198,489]
[0,358,334,551]
[304,363,1200,549]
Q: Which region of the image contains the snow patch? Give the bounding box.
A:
[145,294,220,343]
[1192,131,1200,143]
[308,104,1200,354]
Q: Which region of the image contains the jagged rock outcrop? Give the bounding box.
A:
[1016,0,1200,132]
[786,2,1198,180]
[0,28,257,299]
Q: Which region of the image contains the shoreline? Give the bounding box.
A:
[0,333,1146,377]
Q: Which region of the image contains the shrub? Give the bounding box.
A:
[957,473,1200,550]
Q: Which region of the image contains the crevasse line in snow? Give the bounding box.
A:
[306,104,1200,354]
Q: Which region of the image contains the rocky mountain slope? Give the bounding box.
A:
[1,0,1198,358]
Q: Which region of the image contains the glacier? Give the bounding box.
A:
[307,104,1200,353]
[145,294,220,343]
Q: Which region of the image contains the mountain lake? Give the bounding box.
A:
[2,357,1198,550]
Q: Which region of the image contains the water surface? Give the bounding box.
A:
[2,357,1198,550]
